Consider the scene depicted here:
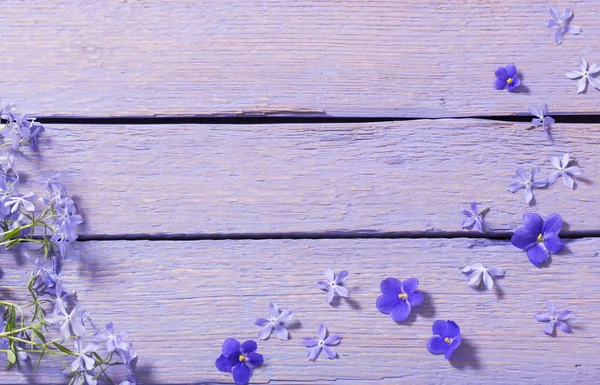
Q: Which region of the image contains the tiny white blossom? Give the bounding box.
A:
[548,153,583,190]
[566,58,600,94]
[254,302,293,341]
[461,263,505,290]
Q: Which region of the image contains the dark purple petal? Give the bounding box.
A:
[543,234,564,254]
[510,228,537,250]
[232,362,252,385]
[470,202,478,214]
[426,336,447,354]
[240,340,257,355]
[432,320,449,338]
[505,64,517,78]
[542,213,562,236]
[494,67,508,79]
[222,338,240,357]
[557,321,571,333]
[446,321,460,338]
[522,213,543,233]
[493,77,507,90]
[317,281,330,290]
[245,352,263,368]
[408,290,424,308]
[376,294,400,314]
[401,278,419,293]
[445,336,462,360]
[526,244,549,266]
[215,354,235,373]
[390,301,411,322]
[380,277,402,295]
[507,76,520,92]
[461,209,473,217]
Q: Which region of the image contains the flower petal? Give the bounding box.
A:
[566,24,581,34]
[494,67,508,79]
[324,268,334,283]
[380,277,402,295]
[550,156,561,170]
[376,294,400,314]
[241,340,257,355]
[258,324,274,340]
[576,77,587,94]
[563,173,575,189]
[390,301,411,322]
[446,321,460,338]
[547,300,556,315]
[535,313,552,322]
[507,77,520,92]
[335,270,348,284]
[466,270,483,286]
[426,335,447,354]
[216,354,235,373]
[524,186,533,204]
[335,285,349,298]
[547,171,560,184]
[511,228,537,250]
[493,77,507,90]
[545,18,559,28]
[269,302,279,318]
[549,7,560,21]
[553,27,563,45]
[487,267,505,277]
[543,213,563,235]
[277,309,293,323]
[561,7,573,22]
[317,281,330,290]
[445,336,462,360]
[307,346,321,361]
[505,64,517,78]
[324,334,342,345]
[482,271,494,290]
[401,278,419,293]
[543,234,564,254]
[222,338,240,357]
[322,345,337,359]
[527,105,541,117]
[564,166,583,176]
[274,323,289,341]
[232,363,252,385]
[557,321,571,333]
[588,76,600,91]
[507,182,525,193]
[557,310,573,321]
[254,318,270,327]
[318,324,327,340]
[245,352,264,368]
[432,320,449,337]
[408,291,424,308]
[522,213,543,234]
[462,217,476,229]
[543,321,555,335]
[302,337,318,347]
[580,58,588,72]
[526,244,549,266]
[589,63,600,75]
[326,287,335,304]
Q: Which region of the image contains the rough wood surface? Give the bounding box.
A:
[1,239,599,384]
[0,1,599,117]
[13,119,597,236]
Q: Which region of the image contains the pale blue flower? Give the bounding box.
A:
[548,153,582,189]
[302,324,341,361]
[254,302,293,341]
[545,7,581,45]
[566,58,600,93]
[507,166,547,205]
[527,104,555,141]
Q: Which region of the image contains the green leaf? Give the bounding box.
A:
[52,342,73,355]
[6,350,16,364]
[0,227,21,242]
[32,327,46,344]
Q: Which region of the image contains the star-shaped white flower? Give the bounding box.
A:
[254,302,293,341]
[461,263,505,290]
[548,153,583,189]
[566,58,600,93]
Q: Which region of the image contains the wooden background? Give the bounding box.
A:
[0,1,599,384]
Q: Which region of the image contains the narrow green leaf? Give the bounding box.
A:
[52,342,73,355]
[6,350,16,364]
[32,327,46,344]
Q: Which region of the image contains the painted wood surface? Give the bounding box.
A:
[1,239,599,384]
[15,119,596,236]
[0,1,599,117]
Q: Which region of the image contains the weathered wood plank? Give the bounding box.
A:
[0,1,599,117]
[15,119,599,236]
[1,239,598,384]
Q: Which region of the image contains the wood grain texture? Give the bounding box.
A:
[1,239,599,384]
[15,119,598,236]
[0,1,599,117]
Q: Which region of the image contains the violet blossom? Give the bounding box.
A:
[376,277,424,322]
[527,104,555,141]
[511,213,564,267]
[494,64,520,92]
[535,300,573,335]
[566,58,600,93]
[317,268,348,305]
[460,202,488,232]
[548,153,583,189]
[507,166,547,205]
[427,320,462,360]
[215,339,263,385]
[461,263,505,290]
[254,301,293,341]
[302,324,341,361]
[545,7,581,45]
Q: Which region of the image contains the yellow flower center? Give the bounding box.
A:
[398,293,408,300]
[239,354,246,362]
[537,234,544,243]
[507,78,513,84]
[444,337,453,344]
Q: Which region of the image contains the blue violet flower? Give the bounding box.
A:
[511,213,564,267]
[548,153,582,189]
[427,320,462,360]
[301,324,341,361]
[215,339,264,385]
[535,300,573,336]
[494,64,520,92]
[461,202,488,232]
[317,268,349,305]
[376,278,424,322]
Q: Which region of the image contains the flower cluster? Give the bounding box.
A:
[0,103,43,151]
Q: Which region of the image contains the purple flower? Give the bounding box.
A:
[566,58,600,94]
[71,339,98,373]
[535,300,573,335]
[376,278,424,322]
[215,339,263,385]
[460,202,488,232]
[545,7,581,45]
[511,213,564,267]
[507,166,547,205]
[4,191,35,213]
[527,104,555,141]
[427,320,462,360]
[254,302,293,341]
[301,324,341,361]
[461,263,505,290]
[45,286,87,341]
[93,322,130,354]
[548,153,583,189]
[493,64,520,92]
[317,268,348,305]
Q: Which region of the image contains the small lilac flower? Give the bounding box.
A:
[45,295,86,341]
[493,64,520,92]
[548,153,583,189]
[427,320,462,360]
[460,202,488,232]
[566,58,600,93]
[461,263,505,290]
[93,322,130,354]
[317,268,348,305]
[71,339,98,373]
[511,213,564,267]
[545,7,581,45]
[376,277,424,322]
[301,324,341,361]
[507,166,547,205]
[535,300,573,335]
[5,192,36,213]
[215,339,263,385]
[527,104,555,141]
[254,302,293,341]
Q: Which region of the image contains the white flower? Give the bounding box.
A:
[548,153,583,189]
[254,302,293,341]
[461,263,505,290]
[566,58,600,93]
[317,268,349,305]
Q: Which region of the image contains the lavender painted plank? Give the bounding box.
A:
[1,239,599,384]
[17,119,599,236]
[0,1,599,117]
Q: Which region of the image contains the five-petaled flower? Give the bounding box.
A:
[317,268,349,305]
[301,324,341,361]
[461,263,505,290]
[254,302,293,341]
[376,278,424,322]
[545,7,581,45]
[548,153,583,190]
[494,64,521,92]
[566,58,600,94]
[460,202,488,232]
[535,300,573,336]
[507,166,547,205]
[215,339,263,385]
[511,213,564,267]
[426,320,462,360]
[527,104,555,141]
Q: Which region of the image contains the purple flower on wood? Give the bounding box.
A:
[460,202,488,232]
[527,104,555,141]
[427,320,462,360]
[376,277,424,322]
[461,263,505,290]
[93,322,130,354]
[5,192,35,213]
[301,324,341,361]
[507,166,547,205]
[566,58,600,93]
[545,7,581,45]
[215,339,263,385]
[535,300,573,335]
[511,213,564,267]
[317,268,348,305]
[254,302,293,341]
[548,153,583,189]
[494,64,520,92]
